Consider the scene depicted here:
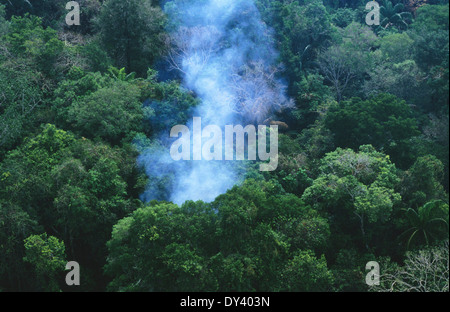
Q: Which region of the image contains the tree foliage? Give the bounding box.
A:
[95,0,167,76]
[0,0,448,293]
[105,179,332,291]
[23,233,66,292]
[325,93,420,168]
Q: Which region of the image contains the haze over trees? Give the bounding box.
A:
[0,0,448,292]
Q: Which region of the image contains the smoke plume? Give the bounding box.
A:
[138,0,293,205]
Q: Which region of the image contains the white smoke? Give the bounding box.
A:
[138,0,293,205]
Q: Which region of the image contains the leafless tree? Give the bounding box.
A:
[319,24,377,102]
[166,25,222,75]
[166,26,293,124]
[373,241,449,292]
[318,46,357,103]
[229,61,294,124]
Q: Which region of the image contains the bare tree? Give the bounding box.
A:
[166,25,222,75]
[166,26,293,125]
[229,61,294,124]
[319,23,377,102]
[373,241,449,292]
[318,46,357,103]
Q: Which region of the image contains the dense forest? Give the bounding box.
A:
[0,0,448,292]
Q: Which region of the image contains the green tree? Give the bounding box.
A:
[105,201,215,291]
[0,61,45,157]
[23,233,66,292]
[0,124,140,291]
[401,155,448,208]
[302,145,402,251]
[364,60,427,104]
[400,200,449,250]
[107,66,136,82]
[274,156,313,197]
[409,4,449,112]
[95,0,167,76]
[52,67,111,127]
[331,7,356,28]
[331,248,370,292]
[67,80,145,144]
[256,0,334,94]
[0,4,8,37]
[0,202,39,291]
[105,180,331,291]
[409,4,449,71]
[144,80,200,134]
[279,249,334,292]
[378,32,414,64]
[2,0,66,29]
[290,73,334,129]
[4,14,64,78]
[324,93,420,168]
[410,3,449,32]
[380,0,413,30]
[65,0,103,35]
